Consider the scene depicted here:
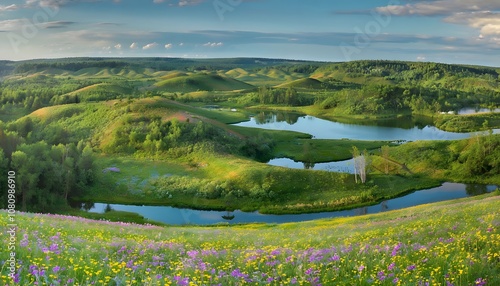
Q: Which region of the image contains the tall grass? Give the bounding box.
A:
[1,195,498,285]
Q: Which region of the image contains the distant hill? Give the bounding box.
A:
[153,73,254,92]
[276,78,324,89]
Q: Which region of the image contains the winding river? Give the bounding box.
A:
[85,183,497,225]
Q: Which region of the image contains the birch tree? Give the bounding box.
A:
[352,146,371,184]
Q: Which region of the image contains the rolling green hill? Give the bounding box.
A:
[153,73,254,92]
[276,77,325,89]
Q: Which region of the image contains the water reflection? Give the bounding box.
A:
[81,183,497,225]
[465,184,488,196]
[234,111,500,141]
[268,158,354,174]
[254,111,302,125]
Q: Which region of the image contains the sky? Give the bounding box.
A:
[0,0,499,66]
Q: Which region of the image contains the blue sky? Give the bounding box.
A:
[0,0,499,66]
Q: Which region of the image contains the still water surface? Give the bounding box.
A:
[86,183,497,225]
[233,111,499,141]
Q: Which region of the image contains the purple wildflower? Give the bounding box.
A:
[407,264,416,271]
[388,263,396,271]
[329,254,340,261]
[391,243,403,257]
[475,278,487,286]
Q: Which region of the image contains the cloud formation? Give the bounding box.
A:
[445,12,500,36]
[375,0,500,16]
[202,41,223,47]
[143,42,159,49]
[0,4,19,12]
[42,21,76,29]
[372,0,500,39]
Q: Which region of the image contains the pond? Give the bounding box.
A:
[232,111,500,141]
[268,158,354,174]
[83,183,497,225]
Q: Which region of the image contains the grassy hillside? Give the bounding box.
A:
[1,194,498,285]
[154,74,254,92]
[276,78,324,90]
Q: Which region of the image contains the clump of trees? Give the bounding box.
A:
[0,136,95,212]
[460,131,500,177]
[102,116,275,161]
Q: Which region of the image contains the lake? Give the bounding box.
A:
[84,183,497,225]
[232,111,500,141]
[268,158,354,174]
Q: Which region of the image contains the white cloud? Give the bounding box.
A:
[0,19,28,31]
[142,42,158,49]
[446,12,500,36]
[0,4,19,12]
[164,43,173,49]
[416,56,426,61]
[114,43,122,49]
[374,1,500,41]
[179,42,184,46]
[153,0,165,3]
[375,0,500,16]
[178,0,204,7]
[202,41,223,47]
[130,42,138,49]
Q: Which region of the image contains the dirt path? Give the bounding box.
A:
[380,157,414,174]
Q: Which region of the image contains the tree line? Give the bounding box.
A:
[0,126,95,212]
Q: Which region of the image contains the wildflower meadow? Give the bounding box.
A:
[1,195,499,285]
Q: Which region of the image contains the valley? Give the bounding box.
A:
[0,58,499,217]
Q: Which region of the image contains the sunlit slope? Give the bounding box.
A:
[276,77,325,89]
[153,73,254,92]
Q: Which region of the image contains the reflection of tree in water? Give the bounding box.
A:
[303,161,315,169]
[381,201,388,212]
[222,193,236,221]
[276,112,301,125]
[465,184,488,196]
[68,200,95,211]
[254,112,275,124]
[222,211,235,221]
[253,111,303,125]
[354,207,367,215]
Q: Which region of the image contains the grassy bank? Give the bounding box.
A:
[79,152,442,215]
[2,194,498,285]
